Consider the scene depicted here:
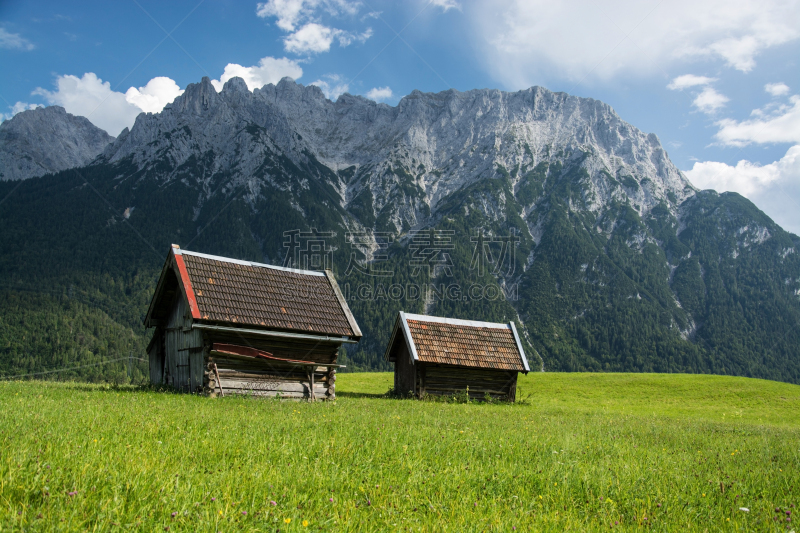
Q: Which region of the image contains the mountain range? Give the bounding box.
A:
[0,77,798,384]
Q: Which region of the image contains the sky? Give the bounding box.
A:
[1,0,799,233]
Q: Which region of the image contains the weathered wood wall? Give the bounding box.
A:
[205,332,339,365]
[202,332,340,400]
[151,294,344,399]
[416,365,518,401]
[163,296,204,392]
[147,329,164,385]
[392,335,416,396]
[206,352,336,400]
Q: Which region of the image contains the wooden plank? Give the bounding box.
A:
[193,324,357,345]
[216,370,329,382]
[213,363,224,397]
[218,379,328,393]
[189,351,204,392]
[204,335,339,364]
[209,350,344,368]
[424,387,509,395]
[219,389,331,400]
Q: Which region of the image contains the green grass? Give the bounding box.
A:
[1,373,799,532]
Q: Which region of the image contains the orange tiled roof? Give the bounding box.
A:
[398,313,528,371]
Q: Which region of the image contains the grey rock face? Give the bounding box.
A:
[259,81,696,223]
[100,77,695,235]
[0,106,115,181]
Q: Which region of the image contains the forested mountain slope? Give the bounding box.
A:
[1,77,797,383]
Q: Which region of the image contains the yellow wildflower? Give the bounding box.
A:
[303,520,309,527]
[284,518,291,524]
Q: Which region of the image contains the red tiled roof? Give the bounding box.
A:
[392,313,529,371]
[182,251,356,337]
[145,246,359,337]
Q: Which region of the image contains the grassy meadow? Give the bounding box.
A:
[1,372,798,532]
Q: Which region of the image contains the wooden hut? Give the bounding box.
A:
[384,312,529,401]
[144,244,361,399]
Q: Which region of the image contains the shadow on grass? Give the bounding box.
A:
[66,383,184,395]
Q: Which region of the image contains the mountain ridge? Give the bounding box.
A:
[0,106,114,181]
[0,77,798,383]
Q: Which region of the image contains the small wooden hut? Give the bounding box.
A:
[144,244,361,399]
[384,312,530,401]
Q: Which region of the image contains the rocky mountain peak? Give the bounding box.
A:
[222,76,249,94]
[172,76,219,116]
[0,105,114,181]
[93,76,695,236]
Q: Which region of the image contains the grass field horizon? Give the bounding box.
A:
[2,372,798,531]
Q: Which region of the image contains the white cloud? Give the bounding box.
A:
[667,74,716,91]
[692,87,729,114]
[256,0,361,32]
[714,95,800,146]
[256,0,370,54]
[257,0,310,31]
[685,146,798,197]
[667,74,728,114]
[684,145,800,233]
[210,56,303,91]
[1,102,43,122]
[28,59,305,135]
[336,27,372,47]
[32,73,186,135]
[431,0,461,11]
[704,31,797,72]
[284,22,341,53]
[472,0,800,85]
[310,74,349,100]
[125,77,184,113]
[33,73,141,135]
[283,22,370,53]
[0,28,34,50]
[365,86,393,102]
[765,82,790,97]
[11,102,43,114]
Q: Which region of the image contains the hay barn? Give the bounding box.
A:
[384,312,530,401]
[144,244,361,399]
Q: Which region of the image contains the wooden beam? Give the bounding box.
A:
[509,321,530,373]
[213,363,224,398]
[209,350,345,368]
[324,270,362,337]
[194,324,358,344]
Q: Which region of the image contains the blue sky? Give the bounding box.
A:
[1,0,799,233]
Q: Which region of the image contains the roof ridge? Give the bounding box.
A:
[179,249,326,277]
[402,313,511,329]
